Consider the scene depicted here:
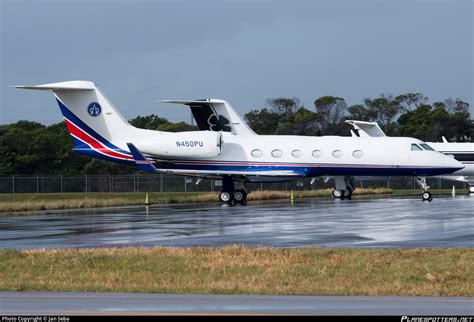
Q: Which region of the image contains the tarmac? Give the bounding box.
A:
[0,195,473,249]
[1,195,473,315]
[1,292,473,315]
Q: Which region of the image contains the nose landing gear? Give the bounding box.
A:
[416,177,433,202]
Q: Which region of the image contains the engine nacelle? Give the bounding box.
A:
[136,131,222,159]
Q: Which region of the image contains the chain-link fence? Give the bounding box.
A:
[0,174,467,194]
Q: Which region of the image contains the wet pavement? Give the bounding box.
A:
[2,292,473,315]
[0,195,473,249]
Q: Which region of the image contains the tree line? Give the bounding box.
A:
[0,92,471,175]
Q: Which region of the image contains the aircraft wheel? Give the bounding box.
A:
[421,191,432,202]
[234,189,247,205]
[219,192,233,203]
[469,185,474,194]
[332,188,342,199]
[344,187,353,199]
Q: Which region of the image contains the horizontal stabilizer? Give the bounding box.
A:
[160,99,225,105]
[127,143,159,173]
[14,81,95,91]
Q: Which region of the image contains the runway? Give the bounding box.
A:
[1,292,473,315]
[1,195,473,249]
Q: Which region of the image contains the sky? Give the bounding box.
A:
[1,0,472,125]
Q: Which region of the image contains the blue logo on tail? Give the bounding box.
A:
[87,102,102,117]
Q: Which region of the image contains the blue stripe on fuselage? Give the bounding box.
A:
[155,162,461,177]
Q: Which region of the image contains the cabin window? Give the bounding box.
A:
[411,144,423,151]
[352,150,363,158]
[291,149,302,158]
[312,150,323,158]
[271,149,283,158]
[420,143,435,151]
[251,149,262,158]
[332,150,343,158]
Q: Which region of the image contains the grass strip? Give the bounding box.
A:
[0,246,472,296]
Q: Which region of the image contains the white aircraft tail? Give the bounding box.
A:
[16,80,134,141]
[16,81,136,163]
[161,99,256,135]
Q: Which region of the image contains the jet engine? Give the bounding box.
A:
[136,131,223,159]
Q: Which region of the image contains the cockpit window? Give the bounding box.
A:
[411,144,423,151]
[420,143,435,151]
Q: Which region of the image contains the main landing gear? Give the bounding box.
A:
[218,175,248,206]
[416,177,433,202]
[332,176,355,200]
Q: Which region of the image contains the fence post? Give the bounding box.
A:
[133,174,136,193]
[85,175,88,193]
[36,175,39,193]
[160,173,164,193]
[137,173,139,192]
[12,175,14,194]
[60,175,63,193]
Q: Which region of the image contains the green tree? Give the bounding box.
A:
[129,114,170,130]
[275,107,319,135]
[157,122,197,132]
[363,95,401,131]
[244,108,281,135]
[266,97,301,117]
[313,96,347,134]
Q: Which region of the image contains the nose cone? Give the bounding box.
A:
[440,153,464,174]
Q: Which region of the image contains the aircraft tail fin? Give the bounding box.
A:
[16,81,135,163]
[161,99,256,135]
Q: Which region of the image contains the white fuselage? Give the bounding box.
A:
[115,131,463,177]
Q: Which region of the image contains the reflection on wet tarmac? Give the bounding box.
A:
[0,196,473,249]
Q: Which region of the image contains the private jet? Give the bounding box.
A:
[16,81,463,205]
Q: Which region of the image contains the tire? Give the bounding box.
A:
[422,191,432,202]
[234,189,247,204]
[234,190,244,202]
[332,188,342,199]
[469,186,474,194]
[219,192,232,203]
[344,187,353,199]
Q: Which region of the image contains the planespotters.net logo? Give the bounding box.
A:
[402,317,474,322]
